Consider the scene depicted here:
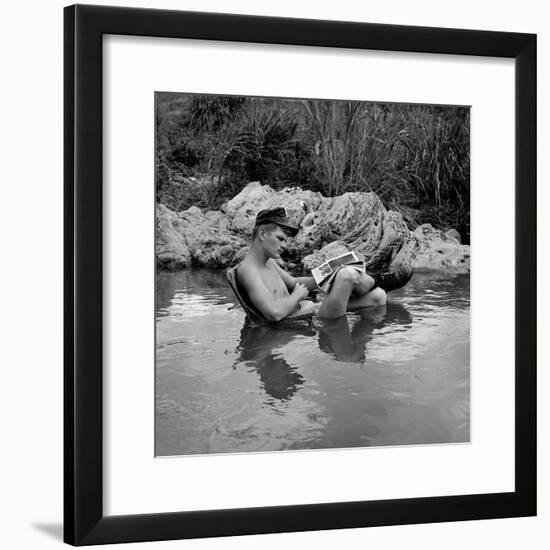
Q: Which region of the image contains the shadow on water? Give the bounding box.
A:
[235,322,315,403]
[317,303,413,363]
[235,302,413,402]
[156,269,470,453]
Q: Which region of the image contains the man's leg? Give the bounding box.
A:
[317,267,386,318]
[348,286,387,310]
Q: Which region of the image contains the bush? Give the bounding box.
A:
[155,94,470,242]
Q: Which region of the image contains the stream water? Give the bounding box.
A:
[156,269,470,456]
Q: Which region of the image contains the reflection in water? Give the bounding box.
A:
[156,269,470,456]
[156,269,234,314]
[317,303,413,363]
[236,303,414,402]
[236,323,315,403]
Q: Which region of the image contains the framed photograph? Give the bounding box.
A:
[64,4,536,545]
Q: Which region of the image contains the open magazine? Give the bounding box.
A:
[311,250,365,293]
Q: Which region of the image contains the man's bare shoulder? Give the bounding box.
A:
[266,258,295,285]
[265,258,283,272]
[237,260,262,288]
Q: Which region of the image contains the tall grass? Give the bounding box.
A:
[302,99,362,197]
[155,93,470,241]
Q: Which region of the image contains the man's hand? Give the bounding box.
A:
[298,300,319,316]
[292,282,309,301]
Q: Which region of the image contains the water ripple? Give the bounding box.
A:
[155,269,470,455]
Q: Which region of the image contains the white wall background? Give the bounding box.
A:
[0,1,546,549]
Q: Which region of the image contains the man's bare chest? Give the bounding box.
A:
[259,266,288,296]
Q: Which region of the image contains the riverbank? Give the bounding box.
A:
[156,181,470,273]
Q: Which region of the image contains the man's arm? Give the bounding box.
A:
[268,260,317,291]
[293,276,317,291]
[239,265,309,322]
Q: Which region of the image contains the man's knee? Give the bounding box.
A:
[336,268,376,296]
[369,287,387,305]
[336,266,361,285]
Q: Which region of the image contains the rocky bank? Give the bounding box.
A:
[156,181,470,273]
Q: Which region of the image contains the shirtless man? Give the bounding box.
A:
[237,208,413,320]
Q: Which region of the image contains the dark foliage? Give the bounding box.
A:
[155,93,470,242]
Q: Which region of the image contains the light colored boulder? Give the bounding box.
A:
[185,210,248,268]
[155,204,247,269]
[156,182,469,273]
[393,224,470,272]
[298,193,410,270]
[222,181,324,237]
[155,204,191,269]
[445,228,462,244]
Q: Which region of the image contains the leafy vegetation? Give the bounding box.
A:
[155,93,470,242]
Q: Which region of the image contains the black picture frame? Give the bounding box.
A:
[64,4,537,545]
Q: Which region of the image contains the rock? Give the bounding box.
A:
[296,193,383,253]
[156,204,191,269]
[445,228,462,244]
[349,208,410,270]
[156,182,468,273]
[184,209,248,268]
[295,193,410,270]
[223,181,324,238]
[156,204,247,269]
[393,224,470,272]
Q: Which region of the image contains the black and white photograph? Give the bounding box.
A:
[155,93,471,456]
[3,0,543,547]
